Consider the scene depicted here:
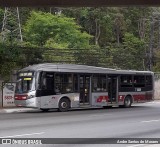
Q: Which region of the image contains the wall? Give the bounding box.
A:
[154,73,160,100]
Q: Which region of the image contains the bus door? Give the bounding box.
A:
[108,76,118,103]
[80,75,91,104]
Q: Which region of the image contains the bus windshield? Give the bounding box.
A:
[15,77,34,94]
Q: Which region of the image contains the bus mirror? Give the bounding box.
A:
[16,79,22,83]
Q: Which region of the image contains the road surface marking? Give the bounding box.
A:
[0,132,44,138]
[141,119,160,123]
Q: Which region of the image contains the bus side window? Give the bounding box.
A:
[73,74,78,92]
[55,74,73,93]
[120,75,133,87]
[146,75,152,86]
[41,72,54,90]
[42,78,46,89]
[134,75,145,87]
[92,74,107,92]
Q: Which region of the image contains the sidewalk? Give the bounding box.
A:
[0,107,37,113]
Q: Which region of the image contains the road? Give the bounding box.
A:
[0,101,160,147]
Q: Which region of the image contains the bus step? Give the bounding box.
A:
[79,103,92,108]
[107,102,118,106]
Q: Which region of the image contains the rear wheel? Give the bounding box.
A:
[58,98,70,112]
[124,96,132,108]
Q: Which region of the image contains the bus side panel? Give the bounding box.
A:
[118,91,153,105]
[91,92,108,107]
[132,91,153,102]
[145,91,154,101]
[118,93,125,105]
[69,93,80,108]
[40,95,58,109]
[40,93,80,109]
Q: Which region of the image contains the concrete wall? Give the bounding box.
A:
[154,73,160,100]
[154,79,160,100]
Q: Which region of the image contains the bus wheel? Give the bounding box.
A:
[58,98,70,112]
[124,96,132,108]
[40,108,49,112]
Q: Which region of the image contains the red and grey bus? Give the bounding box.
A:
[14,63,154,111]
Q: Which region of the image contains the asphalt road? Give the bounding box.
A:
[0,101,160,147]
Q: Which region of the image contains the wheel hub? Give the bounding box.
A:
[61,102,67,108]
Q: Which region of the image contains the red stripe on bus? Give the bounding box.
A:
[97,96,108,103]
[133,93,153,101]
[118,95,125,101]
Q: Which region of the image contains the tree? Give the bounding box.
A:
[113,13,126,46]
[0,43,19,81]
[111,33,146,70]
[24,11,91,48]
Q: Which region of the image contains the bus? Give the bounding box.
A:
[14,63,154,112]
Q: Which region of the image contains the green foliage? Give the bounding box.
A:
[111,33,146,70]
[154,50,160,72]
[1,7,160,79]
[24,11,92,48]
[0,43,18,81]
[0,8,4,24]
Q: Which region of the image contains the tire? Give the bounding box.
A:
[124,96,132,108]
[58,98,70,112]
[40,108,49,112]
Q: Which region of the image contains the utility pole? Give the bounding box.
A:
[1,7,23,44]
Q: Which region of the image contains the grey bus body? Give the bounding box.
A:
[14,63,154,111]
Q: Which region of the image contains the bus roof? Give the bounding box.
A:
[20,63,154,75]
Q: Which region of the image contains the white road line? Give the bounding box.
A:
[141,119,160,123]
[0,132,45,138]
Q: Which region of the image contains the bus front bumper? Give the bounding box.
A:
[14,98,39,108]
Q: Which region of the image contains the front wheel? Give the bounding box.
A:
[58,98,70,112]
[124,96,132,108]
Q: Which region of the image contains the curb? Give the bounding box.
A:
[0,108,37,113]
[0,109,7,113]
